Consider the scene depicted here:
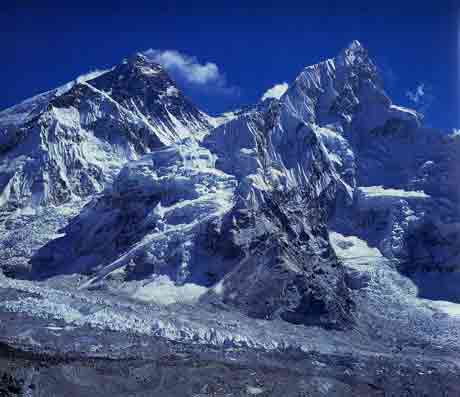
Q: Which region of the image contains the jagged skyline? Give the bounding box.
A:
[1,14,460,394]
[1,1,458,129]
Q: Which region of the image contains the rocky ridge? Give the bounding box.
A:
[0,40,459,341]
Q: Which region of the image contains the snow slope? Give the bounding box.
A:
[0,55,213,211]
[0,41,459,346]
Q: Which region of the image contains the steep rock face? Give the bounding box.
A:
[281,41,424,194]
[203,101,339,200]
[28,93,353,328]
[283,40,420,133]
[30,141,238,284]
[280,41,460,275]
[88,54,213,141]
[332,185,460,276]
[1,40,459,332]
[0,56,212,210]
[408,131,460,203]
[349,124,460,197]
[0,83,162,210]
[281,41,459,205]
[201,102,351,327]
[204,186,351,329]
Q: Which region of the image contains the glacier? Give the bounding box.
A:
[1,40,460,395]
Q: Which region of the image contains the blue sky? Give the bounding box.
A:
[1,1,458,129]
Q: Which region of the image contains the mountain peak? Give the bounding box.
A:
[347,39,364,51]
[282,40,421,132]
[125,52,147,64]
[121,52,164,75]
[336,39,371,67]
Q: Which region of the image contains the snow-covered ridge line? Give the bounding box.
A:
[0,68,113,128]
[0,52,218,211]
[1,40,459,351]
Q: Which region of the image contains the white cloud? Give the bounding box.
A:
[406,83,426,104]
[405,83,434,114]
[261,82,289,101]
[143,49,239,96]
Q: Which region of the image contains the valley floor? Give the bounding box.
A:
[2,246,460,396]
[1,316,460,397]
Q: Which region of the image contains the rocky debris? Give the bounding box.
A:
[0,373,22,397]
[204,188,352,329]
[1,337,459,397]
[0,41,459,370]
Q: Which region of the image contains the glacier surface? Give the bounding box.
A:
[0,42,459,386]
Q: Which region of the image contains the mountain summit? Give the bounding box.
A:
[0,53,214,211]
[88,53,213,141]
[284,40,420,132]
[0,43,459,391]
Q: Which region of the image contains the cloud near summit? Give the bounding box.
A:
[261,82,289,101]
[143,49,239,96]
[405,83,434,114]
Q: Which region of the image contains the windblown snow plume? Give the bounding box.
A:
[0,42,460,397]
[406,82,435,114]
[261,82,289,101]
[143,49,239,96]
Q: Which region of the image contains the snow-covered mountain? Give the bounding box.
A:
[279,40,460,273]
[1,41,459,339]
[0,53,213,211]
